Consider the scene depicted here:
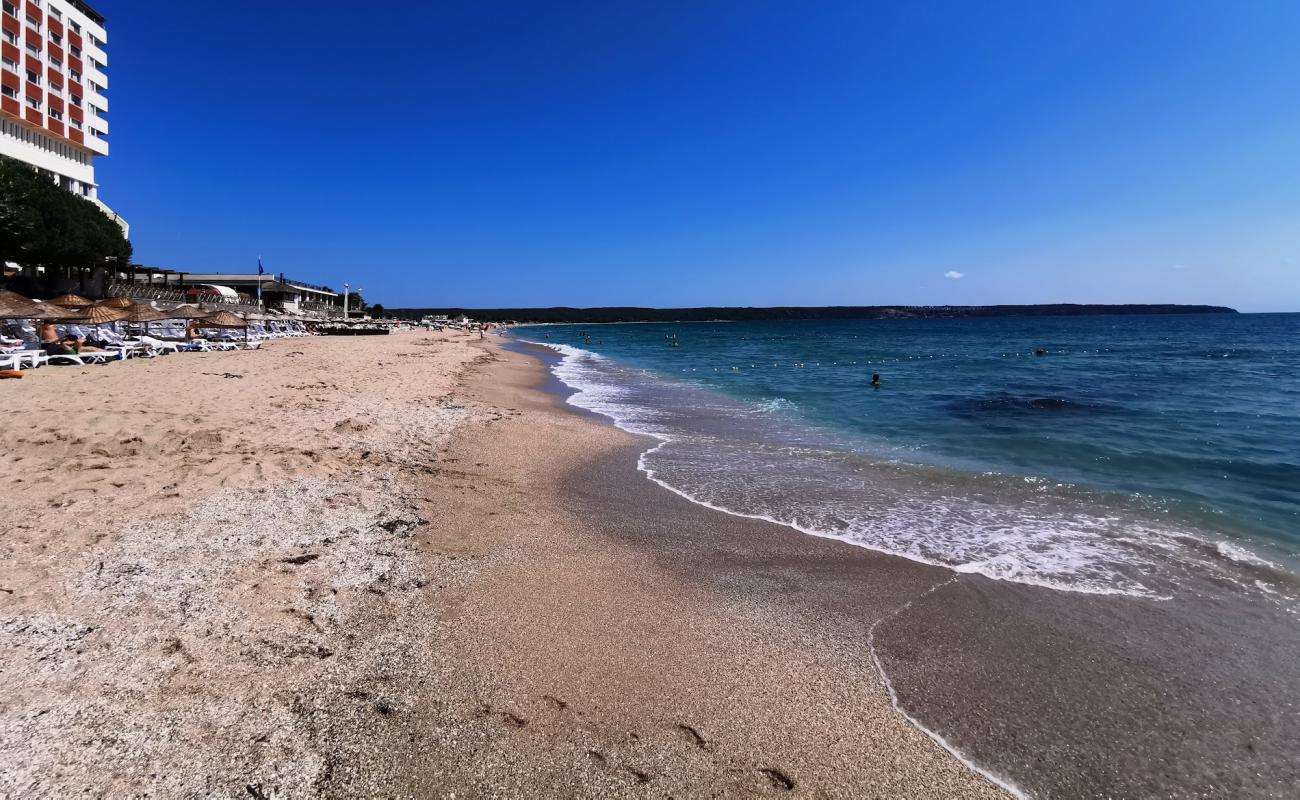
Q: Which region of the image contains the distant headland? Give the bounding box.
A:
[388,304,1238,324]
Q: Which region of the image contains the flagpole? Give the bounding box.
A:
[256,256,263,309]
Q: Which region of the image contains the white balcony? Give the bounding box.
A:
[85,43,106,68]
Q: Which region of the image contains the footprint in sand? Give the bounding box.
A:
[759,767,796,791]
[675,723,712,751]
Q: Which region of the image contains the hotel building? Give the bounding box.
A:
[0,0,124,234]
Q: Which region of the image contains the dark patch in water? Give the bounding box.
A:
[949,393,1120,417]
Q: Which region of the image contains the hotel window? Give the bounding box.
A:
[69,21,78,33]
[2,30,14,45]
[1,55,15,70]
[24,42,37,56]
[2,2,15,16]
[48,107,60,119]
[69,69,78,81]
[48,7,59,19]
[69,93,78,105]
[49,31,60,45]
[69,44,78,57]
[25,94,38,109]
[0,84,14,98]
[25,68,38,83]
[24,15,38,33]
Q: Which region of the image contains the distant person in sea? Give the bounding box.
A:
[871,373,881,388]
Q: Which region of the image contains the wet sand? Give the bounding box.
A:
[494,341,1300,798]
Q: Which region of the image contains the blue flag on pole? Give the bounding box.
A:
[258,258,265,275]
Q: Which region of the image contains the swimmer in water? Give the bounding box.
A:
[871,373,881,388]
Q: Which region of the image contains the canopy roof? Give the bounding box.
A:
[189,284,240,300]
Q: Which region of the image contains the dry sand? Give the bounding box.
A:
[0,331,1006,797]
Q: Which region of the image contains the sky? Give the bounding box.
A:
[95,1,1300,311]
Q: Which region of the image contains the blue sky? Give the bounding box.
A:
[97,1,1300,310]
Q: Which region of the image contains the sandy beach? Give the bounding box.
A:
[5,330,1297,797]
[0,331,1004,797]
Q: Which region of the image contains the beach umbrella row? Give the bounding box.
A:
[0,290,223,326]
[0,290,85,321]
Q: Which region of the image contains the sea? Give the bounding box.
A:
[513,313,1300,604]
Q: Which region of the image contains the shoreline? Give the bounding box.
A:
[510,336,1300,797]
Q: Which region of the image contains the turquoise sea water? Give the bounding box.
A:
[515,314,1300,600]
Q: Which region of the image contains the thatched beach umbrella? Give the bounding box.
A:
[78,305,130,325]
[116,303,170,336]
[117,304,169,323]
[99,296,134,309]
[0,290,86,321]
[163,305,212,320]
[200,309,250,342]
[46,293,96,308]
[200,310,247,327]
[0,290,48,320]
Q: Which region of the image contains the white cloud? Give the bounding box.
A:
[944,270,964,280]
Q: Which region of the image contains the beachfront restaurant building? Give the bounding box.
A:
[176,273,343,319]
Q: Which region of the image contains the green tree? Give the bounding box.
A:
[370,303,385,317]
[0,155,132,280]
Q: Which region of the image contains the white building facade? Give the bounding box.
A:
[0,0,124,234]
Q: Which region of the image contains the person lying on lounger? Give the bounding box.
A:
[38,322,107,355]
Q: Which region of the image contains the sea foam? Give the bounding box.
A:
[526,338,1290,602]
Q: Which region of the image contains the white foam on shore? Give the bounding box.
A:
[524,337,1283,602]
[1216,540,1281,569]
[867,577,1032,800]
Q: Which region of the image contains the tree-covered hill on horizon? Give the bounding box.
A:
[386,304,1238,324]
